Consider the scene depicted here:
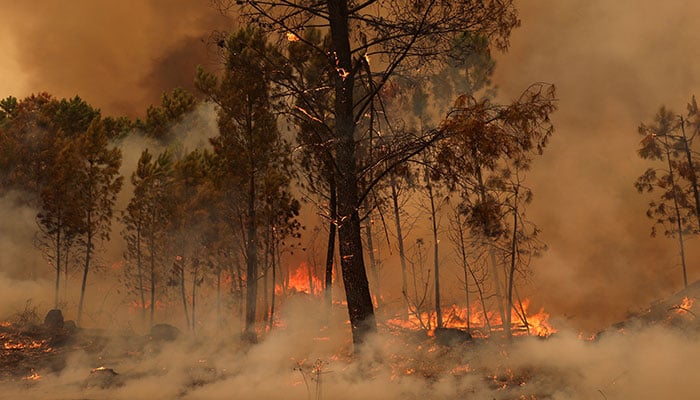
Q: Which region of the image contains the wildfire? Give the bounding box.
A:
[386,299,557,338]
[4,340,46,350]
[22,369,42,381]
[674,296,695,315]
[277,262,323,296]
[286,32,300,42]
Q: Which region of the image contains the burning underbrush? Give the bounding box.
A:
[1,290,700,399]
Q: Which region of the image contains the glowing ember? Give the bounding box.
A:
[22,369,41,381]
[4,340,46,350]
[286,32,300,42]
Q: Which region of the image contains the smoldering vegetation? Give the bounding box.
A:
[1,293,699,400]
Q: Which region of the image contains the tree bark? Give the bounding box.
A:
[328,0,376,345]
[54,227,61,309]
[426,167,442,328]
[390,175,409,319]
[244,171,259,342]
[325,175,337,309]
[664,136,688,288]
[680,118,700,229]
[77,211,92,327]
[505,192,518,339]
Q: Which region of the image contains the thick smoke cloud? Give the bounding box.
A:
[0,0,230,116]
[493,0,700,330]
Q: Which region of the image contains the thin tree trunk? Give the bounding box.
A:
[390,175,409,319]
[263,227,270,325]
[328,0,376,346]
[364,198,380,304]
[136,224,146,326]
[680,118,700,229]
[180,257,190,331]
[216,267,222,327]
[191,259,197,335]
[455,211,471,332]
[426,167,442,329]
[244,170,259,342]
[469,262,491,334]
[325,175,337,309]
[63,243,69,304]
[54,228,61,309]
[269,229,277,331]
[475,160,507,331]
[665,136,688,288]
[505,192,518,339]
[77,206,94,327]
[149,231,156,327]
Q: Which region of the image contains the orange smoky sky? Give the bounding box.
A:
[494,0,700,330]
[1,0,700,331]
[0,0,230,116]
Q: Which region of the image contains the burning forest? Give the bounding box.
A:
[2,0,700,399]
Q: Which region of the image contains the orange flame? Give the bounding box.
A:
[387,299,556,337]
[675,296,695,314]
[277,262,323,296]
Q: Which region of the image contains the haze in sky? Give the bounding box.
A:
[1,0,700,331]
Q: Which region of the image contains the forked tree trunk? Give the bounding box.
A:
[328,0,376,346]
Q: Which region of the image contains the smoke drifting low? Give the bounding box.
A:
[2,297,700,399]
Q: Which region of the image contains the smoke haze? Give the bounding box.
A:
[0,0,230,116]
[1,0,700,377]
[492,0,700,330]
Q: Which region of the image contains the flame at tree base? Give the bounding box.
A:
[386,299,557,338]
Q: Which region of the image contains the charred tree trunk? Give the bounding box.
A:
[390,175,409,319]
[77,211,92,326]
[455,211,471,332]
[325,174,337,309]
[680,118,700,229]
[505,191,518,339]
[135,223,146,325]
[216,266,222,327]
[149,226,156,327]
[664,136,688,288]
[191,259,198,334]
[179,257,191,331]
[328,0,376,346]
[54,228,61,309]
[269,228,277,331]
[425,166,442,329]
[364,198,380,304]
[244,170,259,342]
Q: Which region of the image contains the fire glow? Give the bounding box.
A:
[387,299,556,338]
[277,262,323,296]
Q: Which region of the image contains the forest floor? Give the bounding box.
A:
[0,285,699,399]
